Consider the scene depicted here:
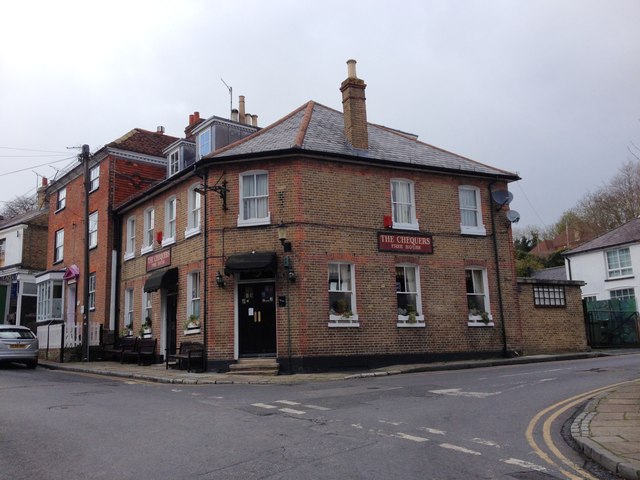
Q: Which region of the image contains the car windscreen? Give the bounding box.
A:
[0,329,36,339]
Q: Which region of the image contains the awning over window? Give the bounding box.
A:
[224,252,277,274]
[63,264,80,281]
[144,267,178,292]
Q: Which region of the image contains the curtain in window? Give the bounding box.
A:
[466,269,486,311]
[396,266,418,313]
[460,189,478,227]
[392,181,412,224]
[243,174,268,220]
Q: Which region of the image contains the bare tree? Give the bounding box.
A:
[0,195,37,219]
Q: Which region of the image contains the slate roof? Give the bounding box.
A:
[106,128,179,157]
[530,266,567,281]
[205,102,518,180]
[564,217,640,256]
[0,208,47,230]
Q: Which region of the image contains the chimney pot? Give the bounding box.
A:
[194,111,200,122]
[340,59,368,150]
[239,96,246,124]
[231,109,239,122]
[245,113,252,125]
[251,114,258,127]
[347,59,357,79]
[42,177,48,187]
[157,126,165,134]
[189,114,194,125]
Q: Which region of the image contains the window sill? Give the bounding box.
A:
[605,275,634,282]
[468,314,493,327]
[468,322,494,327]
[183,328,201,335]
[184,227,201,239]
[328,314,359,327]
[397,315,425,327]
[55,207,65,214]
[89,187,99,194]
[53,259,64,265]
[124,252,135,261]
[460,226,487,236]
[392,222,420,231]
[161,238,176,248]
[141,245,153,255]
[238,214,271,228]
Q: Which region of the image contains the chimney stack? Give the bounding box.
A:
[340,59,368,150]
[37,177,48,209]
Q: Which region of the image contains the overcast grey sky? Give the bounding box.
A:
[1,0,638,230]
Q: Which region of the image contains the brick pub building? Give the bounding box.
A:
[115,60,524,373]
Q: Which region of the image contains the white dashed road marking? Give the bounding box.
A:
[417,427,446,435]
[275,400,300,405]
[379,420,403,426]
[394,433,429,442]
[439,443,482,455]
[251,403,277,409]
[429,388,501,398]
[304,404,330,411]
[279,407,306,415]
[470,438,500,448]
[501,458,547,472]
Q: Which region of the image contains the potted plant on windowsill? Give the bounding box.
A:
[121,323,133,337]
[184,314,201,334]
[468,308,491,324]
[141,317,152,338]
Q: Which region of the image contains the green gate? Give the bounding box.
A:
[584,299,640,347]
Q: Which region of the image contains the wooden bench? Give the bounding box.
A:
[122,338,157,365]
[103,336,137,362]
[166,342,204,373]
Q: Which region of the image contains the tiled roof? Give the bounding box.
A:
[530,266,567,281]
[205,102,518,179]
[107,128,179,157]
[565,217,640,255]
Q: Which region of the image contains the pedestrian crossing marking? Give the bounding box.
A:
[275,400,300,405]
[251,403,277,409]
[279,407,306,415]
[394,433,429,442]
[304,404,330,411]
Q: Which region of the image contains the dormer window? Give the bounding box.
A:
[168,150,180,176]
[198,129,212,158]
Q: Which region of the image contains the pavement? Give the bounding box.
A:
[39,349,640,479]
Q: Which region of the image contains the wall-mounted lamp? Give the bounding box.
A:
[215,271,225,288]
[277,222,292,252]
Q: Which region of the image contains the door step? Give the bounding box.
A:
[228,358,279,376]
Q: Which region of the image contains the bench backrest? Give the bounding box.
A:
[179,342,203,354]
[118,336,138,349]
[138,338,157,354]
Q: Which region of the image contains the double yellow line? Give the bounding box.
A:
[526,380,638,480]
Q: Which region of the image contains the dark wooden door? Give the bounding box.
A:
[238,283,276,356]
[166,293,178,356]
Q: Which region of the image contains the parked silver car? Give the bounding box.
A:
[0,325,38,368]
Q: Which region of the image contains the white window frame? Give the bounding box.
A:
[238,171,271,227]
[168,150,180,176]
[162,196,177,246]
[88,273,96,311]
[185,185,201,238]
[533,284,566,307]
[141,207,155,254]
[88,211,98,249]
[187,271,201,318]
[54,229,64,263]
[459,186,486,236]
[36,277,63,322]
[391,179,419,231]
[142,291,152,325]
[396,264,425,327]
[606,247,633,279]
[198,129,212,158]
[124,288,134,329]
[124,216,136,260]
[89,165,100,192]
[56,187,66,211]
[466,267,493,326]
[609,287,635,301]
[328,262,359,327]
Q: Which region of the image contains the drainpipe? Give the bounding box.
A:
[202,169,209,371]
[488,180,508,357]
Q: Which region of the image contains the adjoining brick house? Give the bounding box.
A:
[117,60,526,372]
[36,128,179,334]
[0,200,48,327]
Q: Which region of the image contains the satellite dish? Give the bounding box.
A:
[491,190,514,210]
[506,210,521,223]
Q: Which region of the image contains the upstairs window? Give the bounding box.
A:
[391,179,419,230]
[168,150,180,176]
[142,208,154,253]
[0,239,5,267]
[466,268,493,325]
[89,165,100,192]
[328,262,358,326]
[459,186,486,236]
[88,211,98,249]
[238,171,270,226]
[54,229,64,263]
[186,185,201,237]
[163,197,177,246]
[198,129,212,158]
[56,187,66,211]
[606,247,632,278]
[125,216,136,260]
